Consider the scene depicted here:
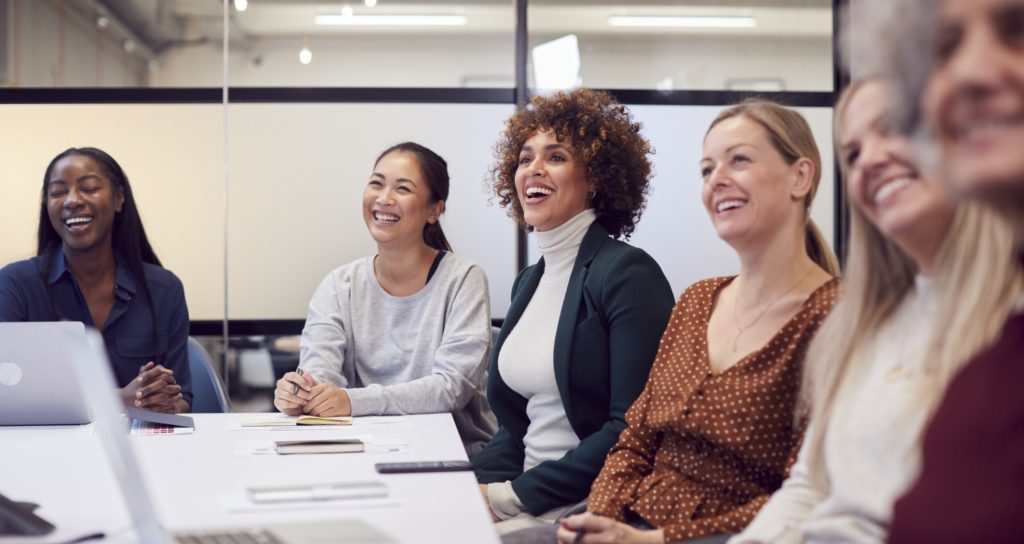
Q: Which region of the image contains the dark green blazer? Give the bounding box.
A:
[472,221,674,515]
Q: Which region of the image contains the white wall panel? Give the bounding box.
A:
[0,104,225,319]
[225,103,517,320]
[0,103,517,322]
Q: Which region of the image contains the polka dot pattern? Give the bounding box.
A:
[586,276,840,542]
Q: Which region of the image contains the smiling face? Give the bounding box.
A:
[363,151,442,248]
[46,154,124,256]
[514,129,594,232]
[700,116,809,248]
[840,81,956,248]
[925,0,1024,211]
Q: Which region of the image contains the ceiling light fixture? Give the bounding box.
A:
[234,0,248,11]
[122,40,136,53]
[607,15,756,29]
[96,15,109,29]
[298,38,312,65]
[341,5,354,18]
[365,0,378,7]
[314,14,467,26]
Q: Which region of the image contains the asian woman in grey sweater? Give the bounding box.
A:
[273,142,495,454]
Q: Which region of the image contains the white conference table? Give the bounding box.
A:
[0,413,500,543]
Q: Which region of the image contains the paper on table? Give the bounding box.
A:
[241,415,353,428]
[219,492,401,514]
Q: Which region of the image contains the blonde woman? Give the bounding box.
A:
[731,79,1022,544]
[549,101,840,544]
[889,0,1024,539]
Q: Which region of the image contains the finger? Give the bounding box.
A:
[138,388,181,406]
[290,375,313,394]
[138,361,155,374]
[303,372,318,387]
[304,392,333,415]
[137,395,177,411]
[137,366,173,385]
[306,398,330,416]
[274,397,303,412]
[276,384,312,404]
[555,526,580,544]
[565,512,605,532]
[150,366,178,386]
[282,372,314,393]
[139,398,176,412]
[273,390,305,411]
[153,384,182,397]
[137,378,175,398]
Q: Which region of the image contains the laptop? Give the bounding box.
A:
[0,322,91,426]
[64,327,396,544]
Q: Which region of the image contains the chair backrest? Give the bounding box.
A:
[187,338,230,413]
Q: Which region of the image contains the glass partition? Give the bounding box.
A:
[527,0,833,92]
[2,0,842,411]
[160,0,516,88]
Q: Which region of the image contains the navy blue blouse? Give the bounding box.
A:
[0,249,192,405]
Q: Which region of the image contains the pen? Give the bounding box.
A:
[293,368,303,396]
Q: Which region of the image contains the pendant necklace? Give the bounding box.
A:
[732,266,815,352]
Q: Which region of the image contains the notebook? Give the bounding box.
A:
[65,328,394,544]
[275,439,365,455]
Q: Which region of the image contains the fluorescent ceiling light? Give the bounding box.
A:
[314,14,467,26]
[607,16,756,28]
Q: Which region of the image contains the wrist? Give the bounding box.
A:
[644,529,665,544]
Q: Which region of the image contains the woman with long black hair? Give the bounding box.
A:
[274,142,495,454]
[0,147,191,413]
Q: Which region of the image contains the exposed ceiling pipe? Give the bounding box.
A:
[75,0,157,62]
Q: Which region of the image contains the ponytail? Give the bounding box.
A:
[424,221,452,252]
[805,219,840,276]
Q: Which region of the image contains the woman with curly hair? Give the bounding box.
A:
[472,88,675,534]
[552,100,840,544]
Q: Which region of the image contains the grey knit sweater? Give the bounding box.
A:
[298,252,496,453]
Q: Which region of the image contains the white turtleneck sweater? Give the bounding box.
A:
[732,275,940,544]
[488,208,597,519]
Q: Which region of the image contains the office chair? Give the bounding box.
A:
[187,338,231,413]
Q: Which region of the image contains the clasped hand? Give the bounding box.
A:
[273,371,351,417]
[120,362,183,413]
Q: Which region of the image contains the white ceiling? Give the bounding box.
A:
[226,1,830,38]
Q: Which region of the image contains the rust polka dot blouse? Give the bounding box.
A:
[587,276,840,543]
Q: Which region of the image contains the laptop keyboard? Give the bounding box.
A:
[175,529,284,544]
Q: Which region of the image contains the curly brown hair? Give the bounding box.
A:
[490,89,654,239]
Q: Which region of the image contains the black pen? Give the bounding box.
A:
[292,368,303,395]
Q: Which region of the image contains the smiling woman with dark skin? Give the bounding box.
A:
[0,147,191,413]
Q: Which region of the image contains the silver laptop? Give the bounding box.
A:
[64,327,395,544]
[0,322,92,426]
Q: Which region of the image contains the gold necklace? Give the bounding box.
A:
[731,266,816,352]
